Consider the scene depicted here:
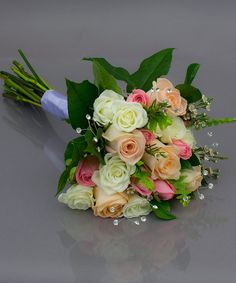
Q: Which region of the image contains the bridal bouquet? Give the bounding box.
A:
[1,48,235,223]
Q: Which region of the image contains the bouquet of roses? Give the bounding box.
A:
[1,48,235,223]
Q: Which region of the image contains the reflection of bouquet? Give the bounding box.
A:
[1,48,236,221]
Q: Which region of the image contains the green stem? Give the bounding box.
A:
[3,91,41,107]
[38,77,50,89]
[206,117,236,127]
[1,71,43,94]
[13,60,39,81]
[12,60,25,71]
[11,67,47,92]
[18,49,49,89]
[2,75,41,102]
[20,98,42,107]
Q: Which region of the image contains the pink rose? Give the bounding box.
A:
[131,178,152,197]
[75,156,99,186]
[140,129,155,144]
[127,89,150,107]
[154,180,175,200]
[172,139,192,160]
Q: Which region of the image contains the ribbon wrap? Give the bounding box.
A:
[41,90,69,120]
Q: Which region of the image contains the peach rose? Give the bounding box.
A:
[148,78,173,103]
[153,78,174,91]
[179,97,187,116]
[165,88,187,117]
[140,129,155,144]
[172,139,192,160]
[103,125,146,165]
[93,186,129,218]
[148,78,187,117]
[154,180,175,200]
[127,89,150,107]
[142,139,181,180]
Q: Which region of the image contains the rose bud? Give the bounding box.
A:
[154,179,175,200]
[75,156,99,186]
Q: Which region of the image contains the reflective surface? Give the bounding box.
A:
[1,1,236,282]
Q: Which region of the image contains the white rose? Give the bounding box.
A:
[112,101,148,132]
[182,129,196,148]
[159,117,186,144]
[181,166,203,192]
[92,153,136,195]
[58,184,94,210]
[122,194,152,218]
[93,90,124,126]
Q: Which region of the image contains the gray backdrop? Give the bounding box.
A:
[0,0,236,282]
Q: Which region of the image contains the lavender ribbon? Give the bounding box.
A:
[41,90,69,120]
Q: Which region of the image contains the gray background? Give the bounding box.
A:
[0,0,236,282]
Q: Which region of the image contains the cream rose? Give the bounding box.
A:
[92,153,136,195]
[142,139,181,180]
[182,129,196,148]
[93,90,124,126]
[103,125,146,165]
[112,101,148,132]
[159,117,187,144]
[122,194,152,218]
[181,166,203,192]
[58,184,94,210]
[93,186,129,218]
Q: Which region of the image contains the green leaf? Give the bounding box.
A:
[188,153,201,166]
[56,168,70,196]
[83,57,133,85]
[169,176,192,207]
[146,101,172,132]
[169,177,188,194]
[66,79,98,130]
[157,113,172,130]
[136,160,144,166]
[133,166,155,191]
[69,167,77,183]
[150,199,176,220]
[128,48,174,92]
[84,130,104,164]
[96,127,104,139]
[64,136,87,166]
[147,113,172,132]
[64,142,74,166]
[175,84,202,103]
[180,159,192,169]
[201,177,208,187]
[57,136,87,195]
[184,63,200,85]
[92,61,122,94]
